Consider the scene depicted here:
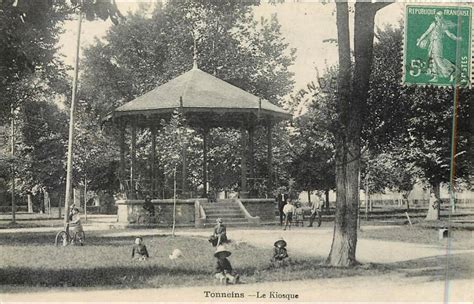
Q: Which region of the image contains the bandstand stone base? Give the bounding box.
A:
[116,198,207,228]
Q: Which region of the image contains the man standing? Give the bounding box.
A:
[143,195,155,217]
[276,187,288,226]
[308,195,322,227]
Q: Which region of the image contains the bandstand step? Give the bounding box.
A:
[201,200,253,226]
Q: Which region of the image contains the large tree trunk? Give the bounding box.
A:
[327,2,383,267]
[325,189,330,210]
[425,182,441,220]
[403,190,411,211]
[327,2,357,267]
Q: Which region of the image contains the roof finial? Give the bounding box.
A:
[192,35,198,70]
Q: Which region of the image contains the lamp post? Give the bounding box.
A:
[64,8,82,225]
[172,167,177,237]
[10,105,16,224]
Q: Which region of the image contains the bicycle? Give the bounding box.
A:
[54,224,85,246]
[137,211,158,224]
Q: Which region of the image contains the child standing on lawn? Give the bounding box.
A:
[214,245,239,285]
[132,237,149,261]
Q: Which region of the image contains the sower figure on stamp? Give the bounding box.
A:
[308,195,322,227]
[276,187,289,226]
[416,11,462,82]
[214,245,239,285]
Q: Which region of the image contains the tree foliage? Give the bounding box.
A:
[369,24,471,206]
[0,0,127,205]
[15,100,68,194]
[289,107,335,195]
[0,0,69,123]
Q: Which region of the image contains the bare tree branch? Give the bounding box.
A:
[371,1,394,13]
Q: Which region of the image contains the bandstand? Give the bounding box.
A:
[108,63,291,227]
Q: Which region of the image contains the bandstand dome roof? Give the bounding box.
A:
[112,67,291,128]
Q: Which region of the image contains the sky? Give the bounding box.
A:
[59,1,406,97]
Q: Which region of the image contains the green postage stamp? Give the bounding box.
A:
[404,5,472,87]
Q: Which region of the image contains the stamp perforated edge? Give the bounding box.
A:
[401,3,474,88]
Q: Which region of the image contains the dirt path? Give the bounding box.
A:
[2,273,472,302]
[102,226,473,263]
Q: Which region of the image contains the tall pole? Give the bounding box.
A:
[10,105,16,224]
[64,10,83,225]
[365,166,369,221]
[448,14,464,216]
[84,175,87,222]
[172,167,177,237]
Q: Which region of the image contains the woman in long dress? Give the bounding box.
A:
[416,11,462,82]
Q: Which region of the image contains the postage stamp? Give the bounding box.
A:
[404,5,472,87]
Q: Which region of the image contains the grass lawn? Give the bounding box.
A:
[359,225,474,250]
[0,230,390,291]
[0,220,61,229]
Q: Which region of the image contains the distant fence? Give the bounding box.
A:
[0,205,117,214]
[315,198,474,209]
[0,205,28,213]
[361,198,474,208]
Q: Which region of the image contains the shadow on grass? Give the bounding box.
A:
[0,231,170,247]
[0,264,215,290]
[1,258,389,291]
[386,252,474,281]
[0,223,51,229]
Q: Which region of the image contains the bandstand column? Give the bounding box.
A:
[150,125,157,197]
[202,128,209,197]
[179,97,187,196]
[241,127,248,194]
[119,121,126,191]
[181,140,187,196]
[266,122,273,192]
[248,126,255,188]
[130,122,137,197]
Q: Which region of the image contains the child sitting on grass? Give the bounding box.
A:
[271,237,289,267]
[214,245,239,285]
[132,237,149,261]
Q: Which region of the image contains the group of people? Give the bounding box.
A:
[130,216,292,285]
[209,218,291,284]
[277,189,322,230]
[69,196,295,285]
[208,218,239,284]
